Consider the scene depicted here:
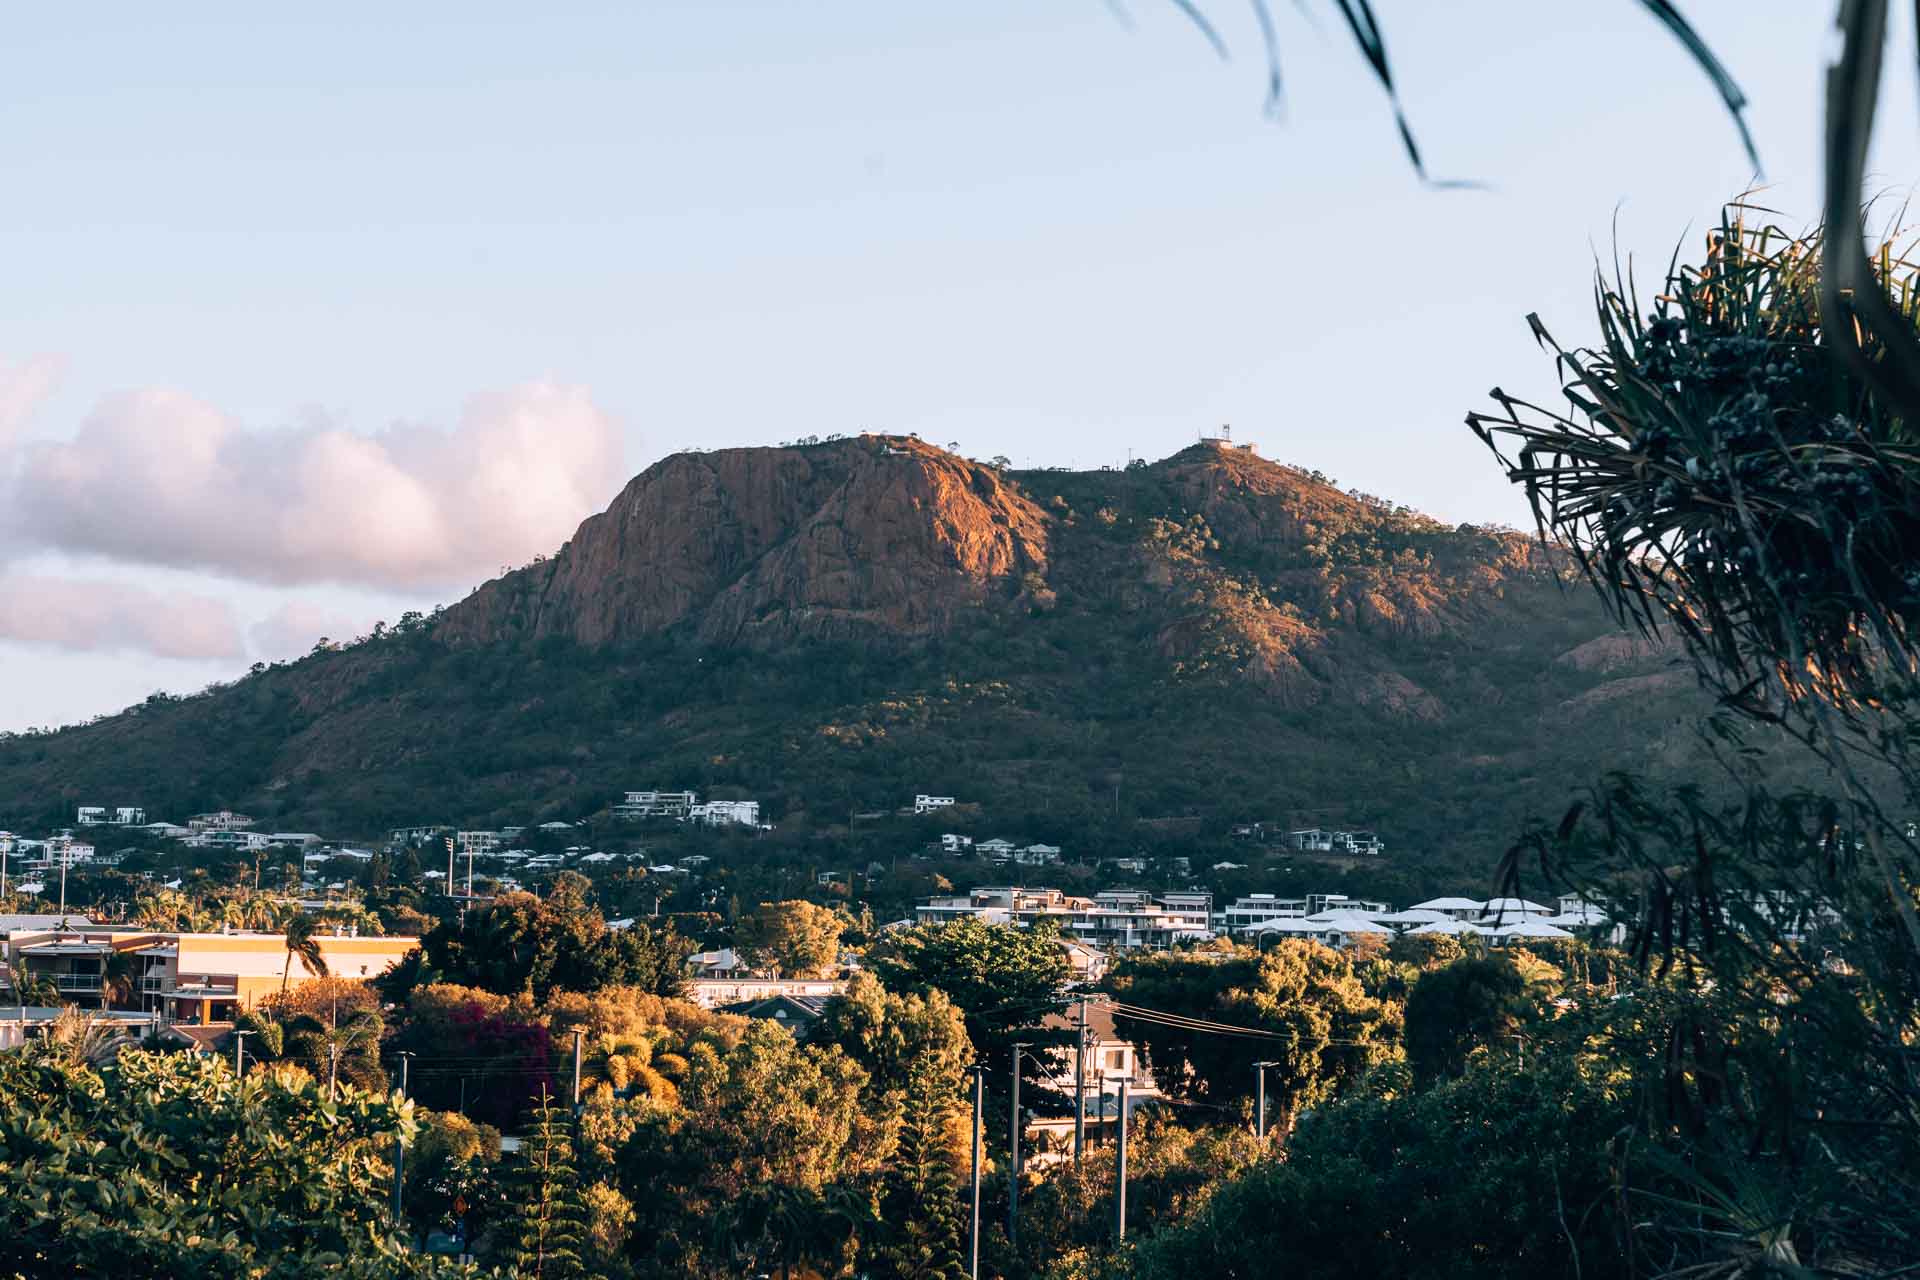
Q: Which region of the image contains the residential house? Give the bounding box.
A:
[76,806,107,826]
[1305,893,1388,917]
[977,838,1017,858]
[129,927,419,1023]
[687,800,761,828]
[1219,894,1309,931]
[456,831,503,855]
[389,825,450,844]
[1057,937,1110,983]
[615,790,698,819]
[1407,897,1485,921]
[686,976,846,1010]
[939,833,973,854]
[913,795,956,815]
[1029,1003,1164,1151]
[188,811,255,833]
[721,993,833,1038]
[1014,843,1063,866]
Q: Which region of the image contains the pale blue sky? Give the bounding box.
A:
[1,3,1914,730]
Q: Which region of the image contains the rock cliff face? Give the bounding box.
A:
[437,436,1049,648]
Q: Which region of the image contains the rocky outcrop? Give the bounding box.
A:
[437,436,1049,648]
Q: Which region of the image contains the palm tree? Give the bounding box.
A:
[280,915,329,996]
[101,949,139,1009]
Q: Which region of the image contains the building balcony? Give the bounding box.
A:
[51,974,103,993]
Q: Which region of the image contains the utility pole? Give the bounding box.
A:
[968,1065,984,1280]
[571,1028,585,1111]
[1009,1042,1029,1251]
[1074,998,1088,1165]
[58,851,68,917]
[1254,1061,1277,1139]
[393,1052,413,1229]
[328,1043,340,1102]
[232,1028,251,1077]
[1113,1075,1131,1244]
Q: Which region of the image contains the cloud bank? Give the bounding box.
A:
[9,380,623,590]
[0,573,245,660]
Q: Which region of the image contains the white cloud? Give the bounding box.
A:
[9,380,623,589]
[0,353,63,455]
[247,601,380,662]
[0,572,244,660]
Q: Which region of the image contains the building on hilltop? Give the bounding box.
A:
[913,794,955,815]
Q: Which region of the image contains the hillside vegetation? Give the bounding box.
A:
[0,437,1719,884]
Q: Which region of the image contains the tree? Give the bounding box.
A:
[815,971,972,1102]
[733,899,843,978]
[1124,1053,1633,1280]
[870,1055,967,1280]
[280,913,329,996]
[868,917,1069,1079]
[618,1020,891,1275]
[0,1043,458,1276]
[1109,941,1398,1132]
[1401,955,1530,1087]
[500,1088,590,1280]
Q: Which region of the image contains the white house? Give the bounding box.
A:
[1409,897,1485,921]
[616,790,698,819]
[940,833,973,853]
[1015,843,1063,866]
[188,811,255,833]
[914,795,956,815]
[75,807,107,826]
[687,800,760,828]
[977,838,1016,857]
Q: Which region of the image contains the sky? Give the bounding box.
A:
[1,3,1916,731]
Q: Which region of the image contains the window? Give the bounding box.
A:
[1105,1049,1125,1071]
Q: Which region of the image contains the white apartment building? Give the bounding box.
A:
[188,811,255,833]
[1219,894,1309,931]
[916,887,1214,951]
[76,807,107,826]
[914,795,956,814]
[687,800,760,828]
[616,790,699,819]
[190,830,268,852]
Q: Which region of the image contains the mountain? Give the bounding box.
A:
[0,435,1714,891]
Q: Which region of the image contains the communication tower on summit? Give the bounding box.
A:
[1199,424,1256,453]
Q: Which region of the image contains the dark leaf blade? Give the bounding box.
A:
[1634,1,1760,172]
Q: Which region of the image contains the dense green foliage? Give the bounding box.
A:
[0,1045,457,1278]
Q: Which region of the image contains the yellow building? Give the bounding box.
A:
[4,926,417,1024]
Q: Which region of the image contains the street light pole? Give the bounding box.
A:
[1254,1061,1277,1139]
[1113,1075,1131,1244]
[394,1051,413,1229]
[571,1028,585,1111]
[232,1028,251,1077]
[968,1064,984,1280]
[1009,1042,1029,1251]
[1074,998,1088,1166]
